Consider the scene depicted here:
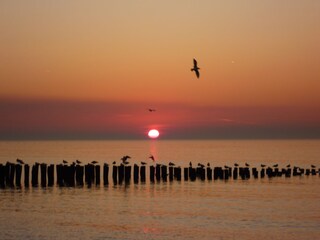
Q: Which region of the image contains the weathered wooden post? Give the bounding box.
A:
[48,164,54,186]
[150,166,155,183]
[285,168,291,177]
[95,165,100,185]
[31,163,39,187]
[140,166,146,183]
[224,169,229,180]
[207,167,212,180]
[155,165,161,181]
[274,168,279,177]
[85,164,93,186]
[161,165,167,181]
[133,164,139,184]
[68,165,76,187]
[200,167,205,181]
[311,169,316,175]
[233,167,238,180]
[56,164,64,186]
[75,165,83,186]
[103,164,109,185]
[175,167,181,181]
[40,163,47,187]
[9,163,15,187]
[5,162,11,187]
[15,164,22,187]
[252,168,258,179]
[118,164,125,184]
[244,167,250,179]
[0,164,5,188]
[260,168,265,178]
[112,165,118,185]
[124,166,131,184]
[169,167,174,181]
[306,169,310,176]
[184,167,189,181]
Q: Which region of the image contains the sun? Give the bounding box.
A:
[148,129,159,139]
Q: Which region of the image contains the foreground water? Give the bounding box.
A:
[0,140,319,239]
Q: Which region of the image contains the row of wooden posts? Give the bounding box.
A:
[0,162,319,188]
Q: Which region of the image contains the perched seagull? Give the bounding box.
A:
[245,163,250,167]
[311,165,316,168]
[76,160,82,164]
[273,164,278,168]
[16,159,24,164]
[198,163,205,168]
[286,164,291,168]
[148,108,156,112]
[261,164,266,168]
[224,165,231,169]
[207,163,210,167]
[234,163,239,167]
[62,160,68,164]
[169,162,175,166]
[191,58,200,78]
[141,161,147,165]
[149,155,155,161]
[112,161,116,165]
[189,161,192,167]
[91,161,98,164]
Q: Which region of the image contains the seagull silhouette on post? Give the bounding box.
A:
[191,58,200,78]
[149,155,155,162]
[16,158,24,164]
[121,155,131,164]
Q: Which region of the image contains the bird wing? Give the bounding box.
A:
[195,69,200,78]
[193,58,197,67]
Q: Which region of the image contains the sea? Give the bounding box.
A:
[0,140,319,240]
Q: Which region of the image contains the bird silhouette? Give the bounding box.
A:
[311,165,316,168]
[245,163,250,167]
[16,159,24,164]
[91,161,98,164]
[112,161,116,165]
[121,155,131,162]
[207,163,210,167]
[148,108,156,112]
[169,162,175,166]
[224,165,230,169]
[191,58,200,78]
[286,164,291,168]
[261,164,266,168]
[234,163,239,167]
[141,161,147,165]
[62,160,68,164]
[149,155,155,161]
[273,164,278,167]
[76,160,82,164]
[198,163,205,168]
[189,161,192,167]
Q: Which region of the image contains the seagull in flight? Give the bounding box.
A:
[191,58,200,78]
[148,108,156,112]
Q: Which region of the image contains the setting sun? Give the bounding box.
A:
[148,129,159,139]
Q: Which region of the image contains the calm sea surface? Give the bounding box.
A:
[0,140,319,239]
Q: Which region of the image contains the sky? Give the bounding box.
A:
[0,1,320,140]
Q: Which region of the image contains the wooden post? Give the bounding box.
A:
[0,164,5,188]
[161,165,167,181]
[155,165,161,181]
[184,167,189,181]
[124,166,131,184]
[169,167,174,181]
[285,168,291,177]
[274,168,279,177]
[311,169,316,175]
[140,166,146,183]
[118,165,125,184]
[252,168,258,179]
[9,163,15,187]
[56,164,64,187]
[5,162,11,187]
[48,164,54,186]
[133,164,139,184]
[150,166,155,183]
[15,164,22,187]
[112,165,118,185]
[200,167,205,181]
[175,167,181,181]
[103,164,109,185]
[190,167,196,181]
[233,167,238,180]
[75,165,84,186]
[224,169,229,180]
[40,163,47,187]
[260,168,265,178]
[207,167,212,180]
[31,163,39,187]
[95,165,100,185]
[306,169,310,176]
[244,167,250,179]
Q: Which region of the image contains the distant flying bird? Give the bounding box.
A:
[169,162,175,166]
[76,160,81,164]
[121,155,131,162]
[62,160,68,164]
[91,161,98,164]
[191,58,200,78]
[148,108,156,112]
[149,155,155,161]
[16,159,24,164]
[141,161,147,165]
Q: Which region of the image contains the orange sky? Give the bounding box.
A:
[0,1,320,139]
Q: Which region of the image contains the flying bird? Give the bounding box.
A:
[191,58,200,78]
[149,155,155,161]
[148,108,156,112]
[16,159,24,164]
[121,155,131,162]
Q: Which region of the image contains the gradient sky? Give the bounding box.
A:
[0,1,320,139]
